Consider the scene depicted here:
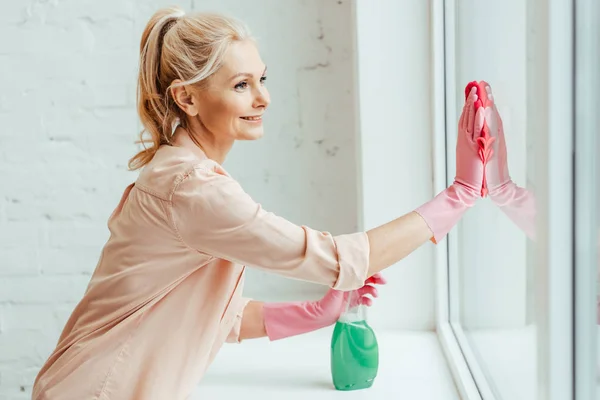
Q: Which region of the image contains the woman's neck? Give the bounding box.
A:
[172,125,233,165]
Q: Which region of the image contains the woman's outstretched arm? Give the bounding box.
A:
[236,274,386,342]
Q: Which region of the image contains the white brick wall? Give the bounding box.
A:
[0,1,365,397]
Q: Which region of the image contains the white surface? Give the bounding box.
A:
[466,325,537,400]
[353,0,436,331]
[532,1,575,397]
[193,330,460,400]
[467,324,600,400]
[438,323,483,400]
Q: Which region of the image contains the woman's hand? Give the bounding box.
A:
[310,273,387,327]
[261,273,387,341]
[413,83,485,244]
[477,82,511,195]
[455,85,486,195]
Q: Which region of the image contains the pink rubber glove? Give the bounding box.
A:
[471,81,510,195]
[262,273,387,341]
[415,85,485,243]
[476,82,537,240]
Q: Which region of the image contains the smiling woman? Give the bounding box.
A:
[131,9,270,167]
[169,40,270,155]
[30,5,489,400]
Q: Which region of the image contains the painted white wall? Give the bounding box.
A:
[0,0,436,398]
[353,0,435,331]
[451,0,530,329]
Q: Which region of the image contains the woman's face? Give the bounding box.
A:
[193,39,270,141]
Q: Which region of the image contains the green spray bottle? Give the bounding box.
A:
[330,290,379,390]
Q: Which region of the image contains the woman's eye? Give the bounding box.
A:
[234,81,248,90]
[234,77,266,91]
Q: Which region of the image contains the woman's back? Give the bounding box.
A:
[32,145,248,400]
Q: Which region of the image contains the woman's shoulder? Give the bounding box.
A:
[136,145,234,200]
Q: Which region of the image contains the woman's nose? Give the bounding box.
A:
[253,86,270,109]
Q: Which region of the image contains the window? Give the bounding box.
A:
[433,0,598,398]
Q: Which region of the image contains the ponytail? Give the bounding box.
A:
[129,7,185,170]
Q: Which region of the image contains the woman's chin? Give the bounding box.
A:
[238,129,264,141]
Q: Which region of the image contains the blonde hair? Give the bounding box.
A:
[129,6,252,170]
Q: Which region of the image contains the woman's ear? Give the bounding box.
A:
[171,80,199,117]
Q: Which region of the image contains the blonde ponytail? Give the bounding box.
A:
[129,7,252,170]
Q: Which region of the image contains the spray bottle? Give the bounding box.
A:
[330,290,379,390]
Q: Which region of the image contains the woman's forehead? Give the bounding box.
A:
[218,40,265,79]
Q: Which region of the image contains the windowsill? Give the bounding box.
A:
[465,325,537,399]
[192,329,460,399]
[462,324,600,398]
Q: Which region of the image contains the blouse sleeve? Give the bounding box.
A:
[169,164,370,291]
[225,297,252,344]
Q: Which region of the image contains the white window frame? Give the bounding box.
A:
[573,0,599,398]
[532,2,574,399]
[431,1,485,399]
